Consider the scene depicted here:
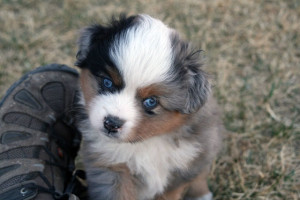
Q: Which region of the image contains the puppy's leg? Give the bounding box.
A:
[155,183,189,200]
[184,170,213,200]
[87,164,136,200]
[110,164,137,200]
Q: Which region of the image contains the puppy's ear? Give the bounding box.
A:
[75,15,140,68]
[75,25,103,67]
[170,36,210,114]
[182,50,210,114]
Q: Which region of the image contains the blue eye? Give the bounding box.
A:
[143,97,158,110]
[103,78,113,88]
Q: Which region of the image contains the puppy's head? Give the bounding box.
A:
[76,14,210,142]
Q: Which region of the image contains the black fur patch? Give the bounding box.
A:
[75,14,140,69]
[76,15,141,94]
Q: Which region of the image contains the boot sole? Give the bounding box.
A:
[0,64,78,107]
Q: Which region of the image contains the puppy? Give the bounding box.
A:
[75,14,223,200]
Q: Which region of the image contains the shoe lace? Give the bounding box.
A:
[31,118,84,199]
[28,170,86,200]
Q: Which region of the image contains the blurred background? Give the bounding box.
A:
[0,0,299,199]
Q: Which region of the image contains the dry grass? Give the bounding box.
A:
[0,0,299,199]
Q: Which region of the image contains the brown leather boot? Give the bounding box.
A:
[0,64,84,200]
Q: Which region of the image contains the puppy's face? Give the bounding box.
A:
[76,14,210,142]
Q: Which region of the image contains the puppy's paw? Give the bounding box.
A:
[184,192,213,200]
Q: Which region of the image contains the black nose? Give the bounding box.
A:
[104,116,125,133]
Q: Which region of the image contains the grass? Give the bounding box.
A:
[0,0,299,199]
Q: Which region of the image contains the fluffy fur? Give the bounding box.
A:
[76,14,223,200]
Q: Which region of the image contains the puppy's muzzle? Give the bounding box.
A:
[104,115,125,134]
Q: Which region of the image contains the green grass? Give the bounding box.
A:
[0,0,299,199]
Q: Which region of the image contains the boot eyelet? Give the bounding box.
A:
[20,187,28,196]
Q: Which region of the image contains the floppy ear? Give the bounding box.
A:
[75,15,140,68]
[182,50,210,114]
[75,25,104,68]
[169,36,211,114]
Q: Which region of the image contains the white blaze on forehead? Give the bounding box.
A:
[110,14,173,89]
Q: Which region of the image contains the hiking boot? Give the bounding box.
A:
[0,64,83,200]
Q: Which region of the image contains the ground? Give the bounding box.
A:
[0,0,299,199]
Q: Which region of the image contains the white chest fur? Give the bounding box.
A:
[87,133,201,200]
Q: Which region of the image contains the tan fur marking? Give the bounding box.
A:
[137,84,165,99]
[155,183,189,200]
[80,69,98,107]
[127,110,188,142]
[185,169,210,198]
[106,66,123,87]
[156,169,210,200]
[108,164,137,200]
